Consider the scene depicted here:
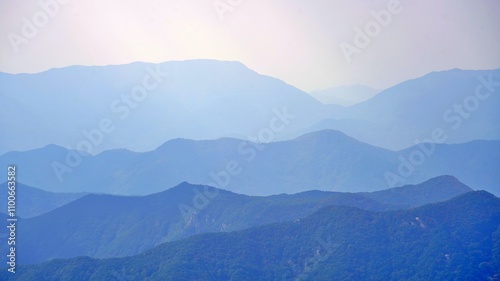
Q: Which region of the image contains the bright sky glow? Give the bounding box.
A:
[1,0,499,92]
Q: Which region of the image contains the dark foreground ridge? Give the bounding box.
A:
[4,190,499,280]
[0,176,471,265]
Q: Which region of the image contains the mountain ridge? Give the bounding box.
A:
[2,62,499,155]
[1,176,472,265]
[6,190,498,280]
[1,129,498,195]
[300,68,500,149]
[0,59,327,155]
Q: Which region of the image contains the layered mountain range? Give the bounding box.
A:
[1,60,499,280]
[4,188,498,280]
[1,61,499,155]
[1,130,498,196]
[0,176,473,265]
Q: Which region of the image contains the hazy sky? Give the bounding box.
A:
[1,0,499,92]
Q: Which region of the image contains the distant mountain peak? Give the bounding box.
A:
[364,175,474,208]
[169,181,200,190]
[388,175,473,195]
[0,143,69,157]
[422,175,468,186]
[153,181,234,198]
[293,129,361,145]
[295,129,350,140]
